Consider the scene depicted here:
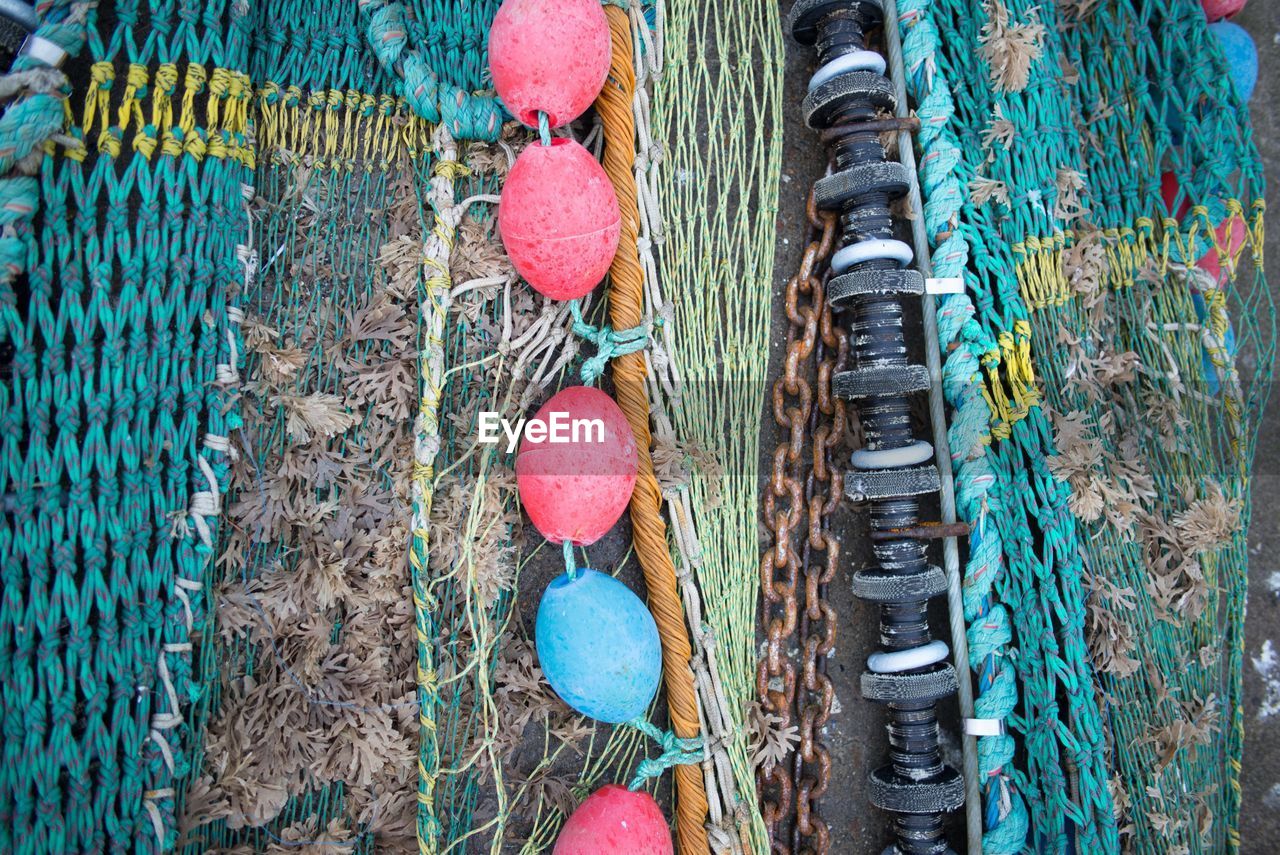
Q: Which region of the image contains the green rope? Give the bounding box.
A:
[625,717,705,791]
[359,0,507,140]
[568,299,648,384]
[563,539,579,580]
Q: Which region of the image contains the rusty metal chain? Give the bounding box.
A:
[758,189,845,855]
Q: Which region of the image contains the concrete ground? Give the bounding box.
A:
[769,0,1280,851]
[1234,3,1279,851]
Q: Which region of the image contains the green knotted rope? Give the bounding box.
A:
[0,1,88,285]
[358,0,507,141]
[569,298,648,384]
[626,716,705,792]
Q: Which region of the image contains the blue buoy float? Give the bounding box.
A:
[1210,21,1258,102]
[536,568,662,724]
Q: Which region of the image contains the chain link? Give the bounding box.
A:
[758,189,845,855]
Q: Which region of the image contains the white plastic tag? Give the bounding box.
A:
[925,277,964,295]
[963,718,1007,737]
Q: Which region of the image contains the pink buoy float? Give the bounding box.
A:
[553,785,674,855]
[1160,170,1189,220]
[499,138,621,301]
[516,385,637,545]
[488,0,612,128]
[1201,0,1247,20]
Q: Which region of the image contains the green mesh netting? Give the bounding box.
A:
[0,1,251,851]
[177,0,499,849]
[652,1,784,851]
[901,0,1271,851]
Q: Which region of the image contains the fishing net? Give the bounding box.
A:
[0,1,251,851]
[651,1,784,851]
[6,0,1266,850]
[174,0,445,846]
[899,0,1271,851]
[174,0,767,851]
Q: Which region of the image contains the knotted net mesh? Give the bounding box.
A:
[900,0,1271,850]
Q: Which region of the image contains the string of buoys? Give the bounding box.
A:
[493,0,621,302]
[489,1,676,851]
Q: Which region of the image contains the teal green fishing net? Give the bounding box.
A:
[0,0,251,851]
[901,0,1271,851]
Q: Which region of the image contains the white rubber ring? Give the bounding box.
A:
[867,640,949,674]
[808,50,887,91]
[831,238,913,274]
[964,718,1007,737]
[850,440,934,470]
[21,35,67,69]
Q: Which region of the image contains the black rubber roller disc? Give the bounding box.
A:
[868,764,966,815]
[786,0,883,44]
[861,663,958,704]
[834,364,930,399]
[845,465,940,501]
[829,269,925,307]
[852,565,947,603]
[804,71,896,130]
[815,161,911,211]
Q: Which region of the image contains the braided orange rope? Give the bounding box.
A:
[595,7,710,853]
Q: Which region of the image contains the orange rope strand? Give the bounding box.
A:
[595,7,710,853]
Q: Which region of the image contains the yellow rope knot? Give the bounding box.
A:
[432,158,470,181]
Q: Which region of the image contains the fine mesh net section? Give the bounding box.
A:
[652,1,785,848]
[174,0,495,850]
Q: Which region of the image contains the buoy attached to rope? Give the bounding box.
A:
[499,138,622,300]
[536,567,662,723]
[488,0,612,128]
[516,385,637,545]
[553,785,674,855]
[491,4,690,843]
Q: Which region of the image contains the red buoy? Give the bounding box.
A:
[1160,171,1189,220]
[516,386,637,545]
[499,138,621,301]
[1201,0,1247,20]
[553,785,673,855]
[488,0,612,128]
